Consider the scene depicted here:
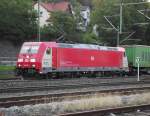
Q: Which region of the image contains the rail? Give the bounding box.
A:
[1,80,150,93]
[0,57,16,66]
[0,87,150,108]
[60,104,150,116]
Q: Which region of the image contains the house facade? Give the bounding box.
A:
[34,1,91,32]
[80,6,90,27]
[34,1,71,27]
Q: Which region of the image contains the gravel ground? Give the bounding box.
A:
[0,83,150,98]
[0,91,150,116]
[0,77,150,116]
[0,76,150,98]
[0,76,150,89]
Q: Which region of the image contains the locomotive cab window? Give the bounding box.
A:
[20,45,39,54]
[46,48,51,54]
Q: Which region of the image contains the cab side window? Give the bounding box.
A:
[124,52,126,57]
[46,48,51,55]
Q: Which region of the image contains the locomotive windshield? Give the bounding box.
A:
[20,45,40,54]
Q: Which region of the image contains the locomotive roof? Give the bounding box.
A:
[23,42,42,46]
[22,42,125,51]
[59,43,124,51]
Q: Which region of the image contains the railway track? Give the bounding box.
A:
[60,104,150,116]
[0,75,150,90]
[0,87,150,108]
[1,80,150,93]
[0,75,140,80]
[0,76,150,88]
[0,75,149,83]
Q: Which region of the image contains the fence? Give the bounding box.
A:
[0,57,17,66]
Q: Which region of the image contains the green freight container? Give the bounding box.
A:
[123,45,150,68]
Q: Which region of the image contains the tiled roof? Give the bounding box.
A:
[40,1,70,12]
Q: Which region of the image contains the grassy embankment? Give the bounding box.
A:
[3,92,150,115]
[0,66,15,79]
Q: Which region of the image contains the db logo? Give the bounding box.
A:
[91,56,95,61]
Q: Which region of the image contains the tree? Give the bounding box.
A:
[36,0,98,44]
[70,0,82,24]
[33,0,61,2]
[40,11,81,42]
[91,0,150,46]
[0,0,37,44]
[82,32,99,44]
[91,0,119,46]
[40,0,85,43]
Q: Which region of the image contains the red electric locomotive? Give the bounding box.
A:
[16,42,128,78]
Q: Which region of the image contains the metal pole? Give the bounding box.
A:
[120,0,123,34]
[118,0,123,46]
[117,0,123,46]
[137,62,140,81]
[38,0,41,42]
[136,57,140,82]
[117,28,120,46]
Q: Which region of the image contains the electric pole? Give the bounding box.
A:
[120,0,123,34]
[118,0,123,46]
[38,0,41,42]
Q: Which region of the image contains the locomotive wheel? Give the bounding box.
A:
[21,73,30,80]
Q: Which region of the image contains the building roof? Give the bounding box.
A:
[81,6,90,11]
[77,0,92,7]
[40,1,70,12]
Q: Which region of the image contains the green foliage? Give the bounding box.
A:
[70,0,82,23]
[91,0,119,25]
[0,66,15,71]
[40,0,62,2]
[82,32,99,44]
[40,25,60,41]
[91,0,119,46]
[0,0,37,43]
[1,0,148,46]
[51,11,76,34]
[40,0,85,43]
[38,0,89,43]
[91,0,150,46]
[40,11,79,42]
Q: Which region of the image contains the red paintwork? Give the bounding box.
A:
[17,42,125,74]
[17,42,57,73]
[55,48,123,69]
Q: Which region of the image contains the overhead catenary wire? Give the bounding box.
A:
[115,1,150,6]
[137,9,150,20]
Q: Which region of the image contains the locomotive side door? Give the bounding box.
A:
[42,47,52,73]
[123,52,129,71]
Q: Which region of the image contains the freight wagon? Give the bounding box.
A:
[123,45,150,74]
[16,42,128,78]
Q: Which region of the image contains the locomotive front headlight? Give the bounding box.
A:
[18,64,21,67]
[18,58,23,62]
[30,58,36,62]
[32,64,35,67]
